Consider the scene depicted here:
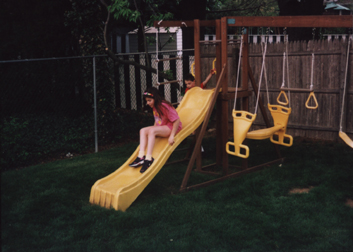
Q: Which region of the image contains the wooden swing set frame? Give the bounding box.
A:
[154,15,353,192]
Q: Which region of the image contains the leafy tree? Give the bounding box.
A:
[64,0,108,56]
[276,0,325,41]
[207,0,278,18]
[102,0,279,71]
[1,0,74,60]
[100,0,177,76]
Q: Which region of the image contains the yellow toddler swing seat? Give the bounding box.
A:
[226,103,293,159]
[246,104,293,147]
[225,35,255,158]
[226,110,256,158]
[226,34,293,160]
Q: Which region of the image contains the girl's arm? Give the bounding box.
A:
[168,118,180,146]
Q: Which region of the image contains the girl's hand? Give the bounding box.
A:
[168,135,175,146]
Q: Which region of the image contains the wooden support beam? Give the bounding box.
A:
[242,33,249,92]
[183,158,285,191]
[195,127,202,171]
[215,19,223,167]
[180,64,226,192]
[220,17,229,175]
[221,17,228,94]
[249,51,347,57]
[248,63,271,127]
[218,90,252,100]
[215,19,222,77]
[248,62,282,159]
[225,15,353,28]
[154,16,352,28]
[194,19,201,87]
[154,20,216,28]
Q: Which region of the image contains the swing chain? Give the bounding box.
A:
[310,53,315,90]
[312,27,316,41]
[283,27,288,43]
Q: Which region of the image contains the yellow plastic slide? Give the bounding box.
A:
[89,87,215,211]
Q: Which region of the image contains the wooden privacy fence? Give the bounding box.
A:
[200,39,353,142]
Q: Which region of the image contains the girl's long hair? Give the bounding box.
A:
[143,87,173,117]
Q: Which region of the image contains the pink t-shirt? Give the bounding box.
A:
[153,102,182,133]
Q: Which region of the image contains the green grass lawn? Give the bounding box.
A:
[2,137,353,252]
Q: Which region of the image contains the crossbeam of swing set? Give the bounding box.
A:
[154,16,353,28]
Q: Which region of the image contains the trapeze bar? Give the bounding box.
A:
[280,87,313,92]
[157,80,181,85]
[155,57,182,62]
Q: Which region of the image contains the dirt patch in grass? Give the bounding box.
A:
[345,199,353,208]
[288,189,353,209]
[289,186,314,194]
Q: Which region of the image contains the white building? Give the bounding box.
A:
[114,27,183,54]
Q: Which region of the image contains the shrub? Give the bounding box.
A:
[1,109,153,170]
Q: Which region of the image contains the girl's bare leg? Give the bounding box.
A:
[139,126,153,157]
[145,125,171,158]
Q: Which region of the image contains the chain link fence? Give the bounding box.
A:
[116,49,194,109]
[0,50,195,170]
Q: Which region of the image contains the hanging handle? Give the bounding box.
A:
[305,91,318,109]
[305,53,318,109]
[277,90,289,105]
[191,62,195,77]
[212,58,217,74]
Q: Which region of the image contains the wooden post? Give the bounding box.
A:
[195,126,202,171]
[241,31,249,169]
[221,17,228,94]
[248,62,282,158]
[216,19,223,167]
[194,19,201,87]
[221,17,229,175]
[215,19,222,82]
[180,64,226,191]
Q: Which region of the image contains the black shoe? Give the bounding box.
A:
[129,156,145,167]
[140,158,154,173]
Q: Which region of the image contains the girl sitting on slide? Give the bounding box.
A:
[129,87,182,173]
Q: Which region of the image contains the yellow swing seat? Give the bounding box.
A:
[339,131,353,148]
[246,104,293,147]
[246,124,283,139]
[226,110,256,158]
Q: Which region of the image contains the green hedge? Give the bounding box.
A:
[1,109,153,170]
